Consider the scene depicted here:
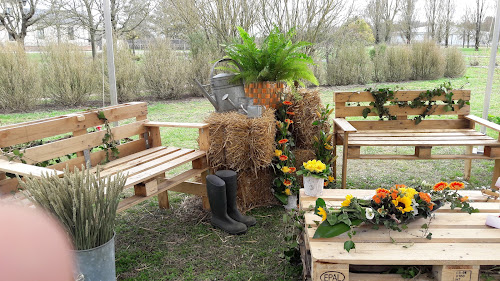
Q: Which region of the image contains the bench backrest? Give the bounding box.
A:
[334,90,472,130]
[0,102,151,193]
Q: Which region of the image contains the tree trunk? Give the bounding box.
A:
[475,27,480,50]
[462,30,465,48]
[90,29,97,59]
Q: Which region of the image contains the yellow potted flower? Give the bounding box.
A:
[297,159,330,197]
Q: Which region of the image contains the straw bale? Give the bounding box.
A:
[236,167,279,213]
[290,90,330,149]
[292,149,316,186]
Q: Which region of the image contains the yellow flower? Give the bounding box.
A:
[324,143,333,150]
[399,187,418,199]
[326,134,332,142]
[304,159,326,173]
[391,196,413,213]
[317,206,327,222]
[275,149,282,157]
[281,166,291,173]
[285,188,291,196]
[341,194,353,207]
[328,176,335,182]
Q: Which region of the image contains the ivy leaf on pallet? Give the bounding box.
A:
[97,111,119,163]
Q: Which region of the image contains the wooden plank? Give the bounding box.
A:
[117,168,207,212]
[149,127,162,147]
[169,181,206,196]
[350,273,432,281]
[348,140,500,146]
[336,104,470,118]
[124,150,206,187]
[198,127,210,151]
[309,242,500,265]
[49,139,147,172]
[335,90,471,103]
[349,135,493,141]
[348,146,360,159]
[415,146,432,158]
[348,119,471,131]
[90,146,168,173]
[0,159,63,178]
[433,265,479,281]
[485,146,500,158]
[0,102,148,147]
[145,121,209,129]
[465,115,500,132]
[22,121,148,164]
[333,118,357,132]
[0,177,21,194]
[134,178,159,197]
[352,131,485,137]
[357,154,500,160]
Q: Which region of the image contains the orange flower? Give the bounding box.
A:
[449,181,465,190]
[376,188,390,194]
[283,179,292,186]
[372,195,382,204]
[283,101,293,106]
[419,192,431,203]
[278,139,288,144]
[284,119,293,124]
[393,184,407,189]
[324,181,328,187]
[286,111,295,115]
[390,189,399,200]
[289,167,296,173]
[279,155,288,161]
[433,182,449,191]
[429,203,434,211]
[460,196,469,202]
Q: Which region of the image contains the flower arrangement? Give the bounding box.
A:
[312,104,336,187]
[297,159,330,179]
[313,182,478,252]
[272,100,298,204]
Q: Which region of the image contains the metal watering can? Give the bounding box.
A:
[195,58,262,118]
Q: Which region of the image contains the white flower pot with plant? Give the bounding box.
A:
[297,159,329,197]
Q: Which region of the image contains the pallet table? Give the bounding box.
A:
[299,189,500,281]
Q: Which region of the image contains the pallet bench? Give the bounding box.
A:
[299,189,500,281]
[0,102,210,212]
[333,90,500,189]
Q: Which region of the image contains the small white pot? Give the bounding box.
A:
[303,176,324,197]
[284,194,298,210]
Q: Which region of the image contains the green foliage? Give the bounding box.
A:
[0,43,42,111]
[444,47,467,78]
[371,44,388,82]
[97,111,120,163]
[41,43,98,106]
[411,41,445,80]
[336,17,375,45]
[224,26,318,85]
[312,105,336,187]
[327,42,373,86]
[488,114,500,125]
[385,45,412,82]
[20,166,127,250]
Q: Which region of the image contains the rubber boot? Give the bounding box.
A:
[206,175,247,235]
[215,170,257,227]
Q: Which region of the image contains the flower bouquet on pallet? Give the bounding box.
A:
[313,182,479,252]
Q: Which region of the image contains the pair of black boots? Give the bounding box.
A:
[206,170,256,234]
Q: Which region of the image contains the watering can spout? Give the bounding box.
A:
[194,79,219,111]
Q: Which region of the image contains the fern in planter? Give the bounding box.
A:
[223,26,318,86]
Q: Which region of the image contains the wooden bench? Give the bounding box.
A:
[300,189,500,281]
[0,102,210,212]
[333,90,500,189]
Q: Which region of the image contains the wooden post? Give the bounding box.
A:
[464,146,473,181]
[197,127,210,210]
[332,124,337,181]
[158,189,170,209]
[492,159,500,190]
[342,132,349,189]
[149,127,162,148]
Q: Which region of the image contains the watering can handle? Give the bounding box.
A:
[209,58,244,80]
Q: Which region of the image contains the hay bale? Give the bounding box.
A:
[236,167,279,213]
[205,109,276,174]
[290,90,330,150]
[293,149,316,186]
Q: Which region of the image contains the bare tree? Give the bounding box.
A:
[366,0,384,43]
[399,0,416,43]
[382,0,400,42]
[107,0,152,38]
[0,0,47,44]
[459,7,475,48]
[64,0,102,58]
[473,0,487,50]
[425,0,440,39]
[442,0,454,46]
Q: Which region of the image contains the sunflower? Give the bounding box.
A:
[341,194,353,207]
[392,196,413,213]
[433,182,449,191]
[449,181,465,190]
[317,207,327,222]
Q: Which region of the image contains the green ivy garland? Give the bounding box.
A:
[97,111,120,163]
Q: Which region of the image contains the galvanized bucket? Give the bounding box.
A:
[75,234,116,281]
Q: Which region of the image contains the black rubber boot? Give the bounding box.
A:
[215,170,257,227]
[206,175,247,235]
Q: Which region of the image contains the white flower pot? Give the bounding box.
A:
[284,194,297,210]
[303,176,324,197]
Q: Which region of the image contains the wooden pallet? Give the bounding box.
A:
[300,189,500,281]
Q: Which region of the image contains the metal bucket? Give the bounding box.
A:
[74,234,116,281]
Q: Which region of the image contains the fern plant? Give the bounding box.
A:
[223,26,318,86]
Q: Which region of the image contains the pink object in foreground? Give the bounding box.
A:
[0,204,74,281]
[496,177,500,189]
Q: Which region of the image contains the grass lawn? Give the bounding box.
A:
[1,49,499,280]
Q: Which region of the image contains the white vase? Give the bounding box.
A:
[284,194,298,210]
[303,176,324,197]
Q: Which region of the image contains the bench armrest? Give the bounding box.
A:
[465,115,500,133]
[145,122,209,129]
[0,159,64,178]
[333,118,357,132]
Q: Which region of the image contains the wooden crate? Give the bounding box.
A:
[300,189,500,281]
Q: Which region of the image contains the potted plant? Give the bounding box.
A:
[223,26,319,109]
[20,167,127,281]
[297,159,329,197]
